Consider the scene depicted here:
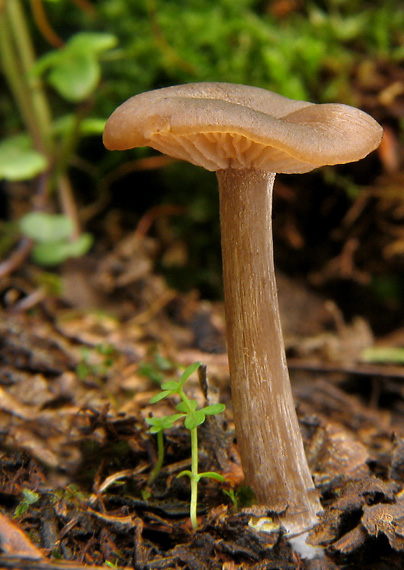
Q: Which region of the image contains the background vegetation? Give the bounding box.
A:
[1,0,404,329]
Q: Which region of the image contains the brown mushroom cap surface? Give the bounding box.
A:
[103,82,383,174]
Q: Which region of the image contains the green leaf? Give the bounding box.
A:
[177,470,193,479]
[161,380,179,390]
[153,353,173,371]
[176,400,197,414]
[146,413,185,432]
[33,32,117,102]
[361,347,404,364]
[31,233,93,266]
[48,52,99,102]
[62,232,93,258]
[31,241,67,266]
[14,488,40,517]
[162,413,186,427]
[0,136,47,181]
[145,417,162,427]
[198,472,226,482]
[19,212,73,243]
[201,403,226,415]
[184,410,205,430]
[149,390,172,404]
[22,488,40,504]
[68,32,118,55]
[137,362,164,383]
[179,362,201,385]
[78,117,108,136]
[53,115,107,137]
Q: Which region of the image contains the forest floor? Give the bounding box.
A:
[1,237,404,570]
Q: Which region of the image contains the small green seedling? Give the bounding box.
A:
[76,343,116,381]
[222,483,256,510]
[138,353,174,385]
[145,413,186,486]
[146,361,226,529]
[14,488,40,518]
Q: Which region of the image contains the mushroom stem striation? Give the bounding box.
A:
[218,167,321,534]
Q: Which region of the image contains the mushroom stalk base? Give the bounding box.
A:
[217,168,322,536]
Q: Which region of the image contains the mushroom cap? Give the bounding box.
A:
[103,82,383,174]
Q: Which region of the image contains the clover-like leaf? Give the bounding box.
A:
[184,410,206,430]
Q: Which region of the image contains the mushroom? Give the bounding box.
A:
[103,83,382,536]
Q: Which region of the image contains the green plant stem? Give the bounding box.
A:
[178,386,200,529]
[0,12,41,150]
[148,430,165,485]
[7,0,53,151]
[189,427,199,530]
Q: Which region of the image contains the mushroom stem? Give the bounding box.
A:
[217,167,322,535]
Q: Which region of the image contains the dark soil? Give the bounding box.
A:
[1,246,404,570]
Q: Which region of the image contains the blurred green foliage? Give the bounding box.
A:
[3,0,403,176]
[19,211,93,265]
[90,0,404,106]
[1,0,403,296]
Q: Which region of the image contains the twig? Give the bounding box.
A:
[288,357,404,379]
[0,237,32,278]
[0,556,130,570]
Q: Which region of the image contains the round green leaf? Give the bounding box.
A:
[32,32,117,102]
[48,52,99,102]
[62,233,93,258]
[30,232,93,266]
[31,241,70,266]
[0,136,47,181]
[19,212,73,243]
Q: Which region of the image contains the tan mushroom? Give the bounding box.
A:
[103,83,383,537]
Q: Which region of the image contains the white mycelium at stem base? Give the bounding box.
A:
[218,168,321,535]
